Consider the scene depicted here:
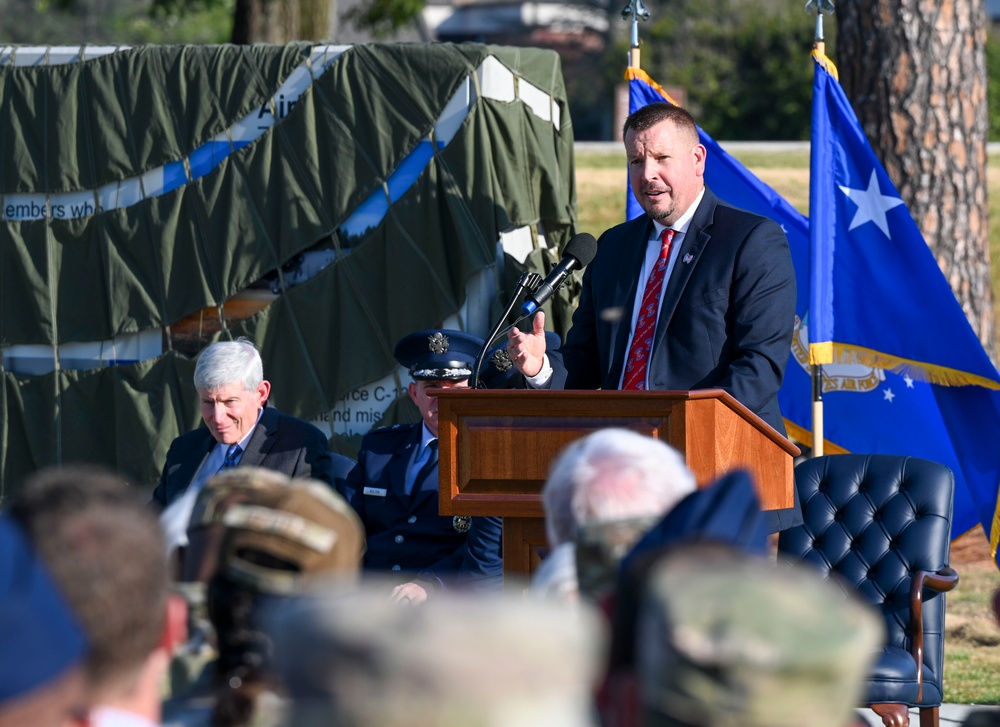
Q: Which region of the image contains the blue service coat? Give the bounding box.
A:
[339,423,502,587]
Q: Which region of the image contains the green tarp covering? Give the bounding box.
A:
[0,42,578,495]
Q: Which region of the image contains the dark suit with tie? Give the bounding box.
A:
[550,187,799,529]
[152,403,347,508]
[339,423,503,587]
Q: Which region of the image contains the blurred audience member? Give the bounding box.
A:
[0,515,88,727]
[531,428,696,602]
[600,470,770,727]
[633,543,883,727]
[164,467,364,727]
[8,466,184,727]
[273,584,605,727]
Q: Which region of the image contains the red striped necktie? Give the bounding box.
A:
[622,228,675,391]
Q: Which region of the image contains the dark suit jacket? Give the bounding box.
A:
[550,187,800,530]
[152,404,346,508]
[338,423,502,587]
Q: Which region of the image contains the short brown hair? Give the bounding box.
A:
[623,102,698,144]
[8,465,169,691]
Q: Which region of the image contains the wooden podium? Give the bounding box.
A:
[434,388,799,579]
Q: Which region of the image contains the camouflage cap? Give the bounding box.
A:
[637,543,884,727]
[274,581,605,727]
[185,467,365,594]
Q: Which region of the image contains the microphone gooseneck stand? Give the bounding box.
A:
[470,271,542,389]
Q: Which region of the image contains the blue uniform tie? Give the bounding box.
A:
[220,443,242,471]
[407,439,439,496]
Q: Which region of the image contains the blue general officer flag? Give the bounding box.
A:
[809,55,1000,385]
[627,62,1000,565]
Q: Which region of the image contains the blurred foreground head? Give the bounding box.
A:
[0,516,88,727]
[184,467,365,727]
[636,543,884,727]
[274,584,606,727]
[185,466,365,588]
[536,428,696,602]
[7,465,169,698]
[543,428,696,548]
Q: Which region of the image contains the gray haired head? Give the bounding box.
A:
[193,337,264,393]
[542,428,696,547]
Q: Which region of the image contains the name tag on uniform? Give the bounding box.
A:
[363,487,387,497]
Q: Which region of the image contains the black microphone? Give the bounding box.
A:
[520,233,598,315]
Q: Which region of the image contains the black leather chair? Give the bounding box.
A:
[778,454,959,727]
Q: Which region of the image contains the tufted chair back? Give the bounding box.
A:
[778,454,958,727]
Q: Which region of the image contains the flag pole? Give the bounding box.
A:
[807,0,834,457]
[811,364,824,456]
[621,0,650,69]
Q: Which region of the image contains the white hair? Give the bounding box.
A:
[193,337,264,392]
[541,428,696,547]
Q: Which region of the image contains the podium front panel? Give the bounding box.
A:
[445,415,672,517]
[435,389,797,518]
[433,389,799,579]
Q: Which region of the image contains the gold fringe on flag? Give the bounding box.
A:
[811,48,839,80]
[624,67,681,106]
[992,499,1000,561]
[821,343,1000,390]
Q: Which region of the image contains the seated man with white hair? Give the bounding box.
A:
[530,428,696,603]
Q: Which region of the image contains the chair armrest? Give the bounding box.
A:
[909,566,960,702]
[918,566,959,594]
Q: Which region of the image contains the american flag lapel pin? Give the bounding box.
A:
[682,253,694,264]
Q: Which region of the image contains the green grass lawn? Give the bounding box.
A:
[574,146,1000,705]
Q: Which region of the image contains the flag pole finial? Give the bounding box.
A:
[621,0,650,69]
[805,0,835,55]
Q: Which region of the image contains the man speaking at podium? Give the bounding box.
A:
[507,102,799,531]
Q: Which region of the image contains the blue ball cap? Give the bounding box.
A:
[394,329,485,381]
[0,515,88,703]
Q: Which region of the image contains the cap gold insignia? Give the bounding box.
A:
[491,349,513,372]
[452,516,471,533]
[428,332,449,354]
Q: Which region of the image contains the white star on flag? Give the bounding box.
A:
[883,388,895,403]
[839,169,905,238]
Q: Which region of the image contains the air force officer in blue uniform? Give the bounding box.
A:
[339,330,503,602]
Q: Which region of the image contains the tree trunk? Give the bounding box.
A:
[836,0,994,360]
[231,0,294,43]
[231,0,332,42]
